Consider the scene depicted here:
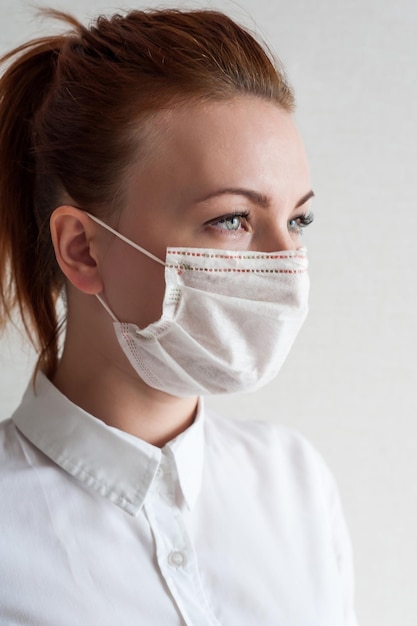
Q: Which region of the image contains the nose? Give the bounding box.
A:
[252,222,296,253]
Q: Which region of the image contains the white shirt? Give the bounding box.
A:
[0,374,358,625]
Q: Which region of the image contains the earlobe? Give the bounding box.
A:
[50,206,104,295]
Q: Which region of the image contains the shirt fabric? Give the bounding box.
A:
[0,373,358,625]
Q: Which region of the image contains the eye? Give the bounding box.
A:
[288,212,314,235]
[206,211,251,232]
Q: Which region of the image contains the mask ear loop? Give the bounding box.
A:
[85,212,166,323]
[86,212,166,267]
[96,293,120,323]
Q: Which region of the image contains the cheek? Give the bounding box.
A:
[102,246,166,327]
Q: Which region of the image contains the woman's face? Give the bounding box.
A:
[97,96,313,328]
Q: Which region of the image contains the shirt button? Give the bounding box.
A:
[168,551,185,568]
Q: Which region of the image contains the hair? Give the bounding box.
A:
[0,7,295,379]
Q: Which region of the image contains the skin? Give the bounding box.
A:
[50,96,313,447]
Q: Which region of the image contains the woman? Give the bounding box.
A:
[0,8,358,625]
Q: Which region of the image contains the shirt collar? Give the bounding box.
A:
[12,373,205,515]
[163,409,205,510]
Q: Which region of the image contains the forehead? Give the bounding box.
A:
[127,97,310,205]
[148,96,304,156]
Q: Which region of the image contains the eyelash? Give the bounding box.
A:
[288,212,314,235]
[206,210,314,235]
[206,211,251,232]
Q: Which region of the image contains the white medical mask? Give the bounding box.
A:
[88,214,309,397]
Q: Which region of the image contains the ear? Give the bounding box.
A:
[50,206,104,295]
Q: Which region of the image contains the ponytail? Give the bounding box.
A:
[0,35,65,378]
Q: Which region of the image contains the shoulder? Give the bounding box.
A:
[204,408,331,478]
[0,415,54,491]
[0,418,45,526]
[203,408,342,518]
[0,418,28,468]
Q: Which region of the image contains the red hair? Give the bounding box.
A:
[0,8,295,378]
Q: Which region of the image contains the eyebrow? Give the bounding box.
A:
[196,188,315,209]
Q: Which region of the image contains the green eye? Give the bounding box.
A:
[220,216,242,230]
[289,212,314,235]
[207,211,250,232]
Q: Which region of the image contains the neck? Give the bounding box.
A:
[53,337,198,449]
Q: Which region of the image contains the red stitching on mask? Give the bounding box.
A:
[168,250,306,261]
[167,265,307,274]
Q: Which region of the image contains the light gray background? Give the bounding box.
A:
[1,0,416,623]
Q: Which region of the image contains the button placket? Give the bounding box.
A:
[144,456,220,626]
